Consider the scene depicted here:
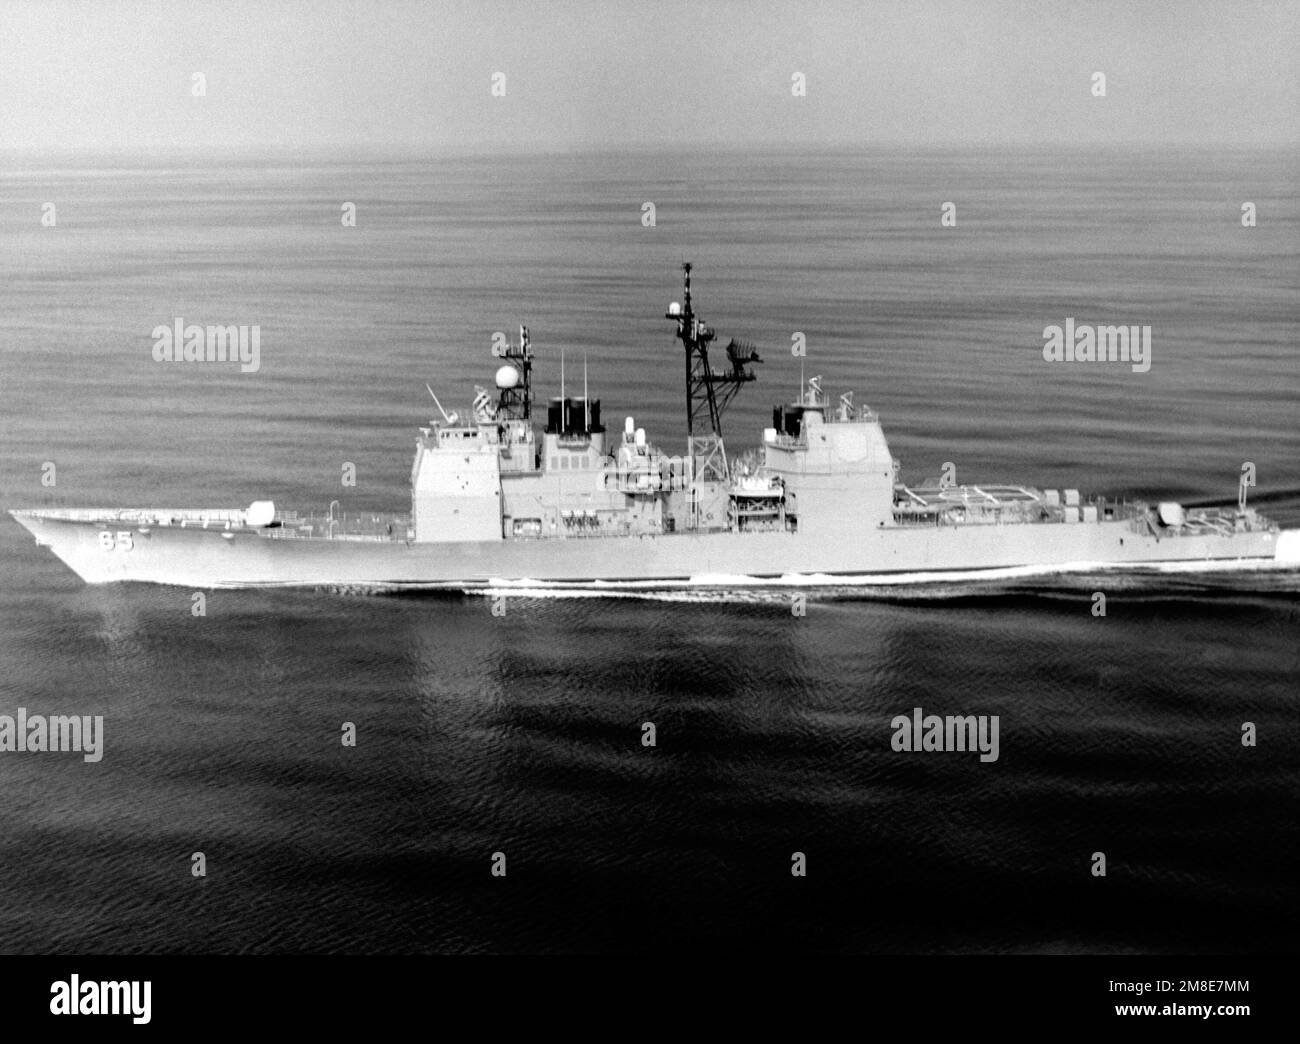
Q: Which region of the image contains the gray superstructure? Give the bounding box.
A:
[12,266,1300,588]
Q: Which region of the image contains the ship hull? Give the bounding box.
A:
[11,509,1300,589]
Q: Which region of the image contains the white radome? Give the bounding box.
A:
[245,500,276,527]
[495,365,520,389]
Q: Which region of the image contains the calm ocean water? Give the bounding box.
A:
[0,147,1297,953]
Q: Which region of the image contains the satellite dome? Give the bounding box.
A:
[1157,502,1185,527]
[245,500,276,527]
[495,365,520,389]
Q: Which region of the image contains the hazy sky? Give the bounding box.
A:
[2,0,1297,153]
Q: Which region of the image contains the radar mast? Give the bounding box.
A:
[665,263,762,482]
[494,324,533,421]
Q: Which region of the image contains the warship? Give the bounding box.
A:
[11,265,1299,589]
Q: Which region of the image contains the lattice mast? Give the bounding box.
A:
[665,263,762,481]
[494,324,533,421]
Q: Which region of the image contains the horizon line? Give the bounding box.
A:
[3,139,1297,162]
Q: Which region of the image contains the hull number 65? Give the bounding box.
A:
[98,530,134,551]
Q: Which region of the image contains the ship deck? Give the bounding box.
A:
[266,510,411,542]
[891,483,1260,538]
[895,484,1044,508]
[15,497,1266,544]
[14,507,413,542]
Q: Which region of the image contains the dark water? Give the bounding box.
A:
[1,147,1297,953]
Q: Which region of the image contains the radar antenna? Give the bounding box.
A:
[493,324,534,421]
[665,263,762,482]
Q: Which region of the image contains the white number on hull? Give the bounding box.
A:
[97,530,134,551]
